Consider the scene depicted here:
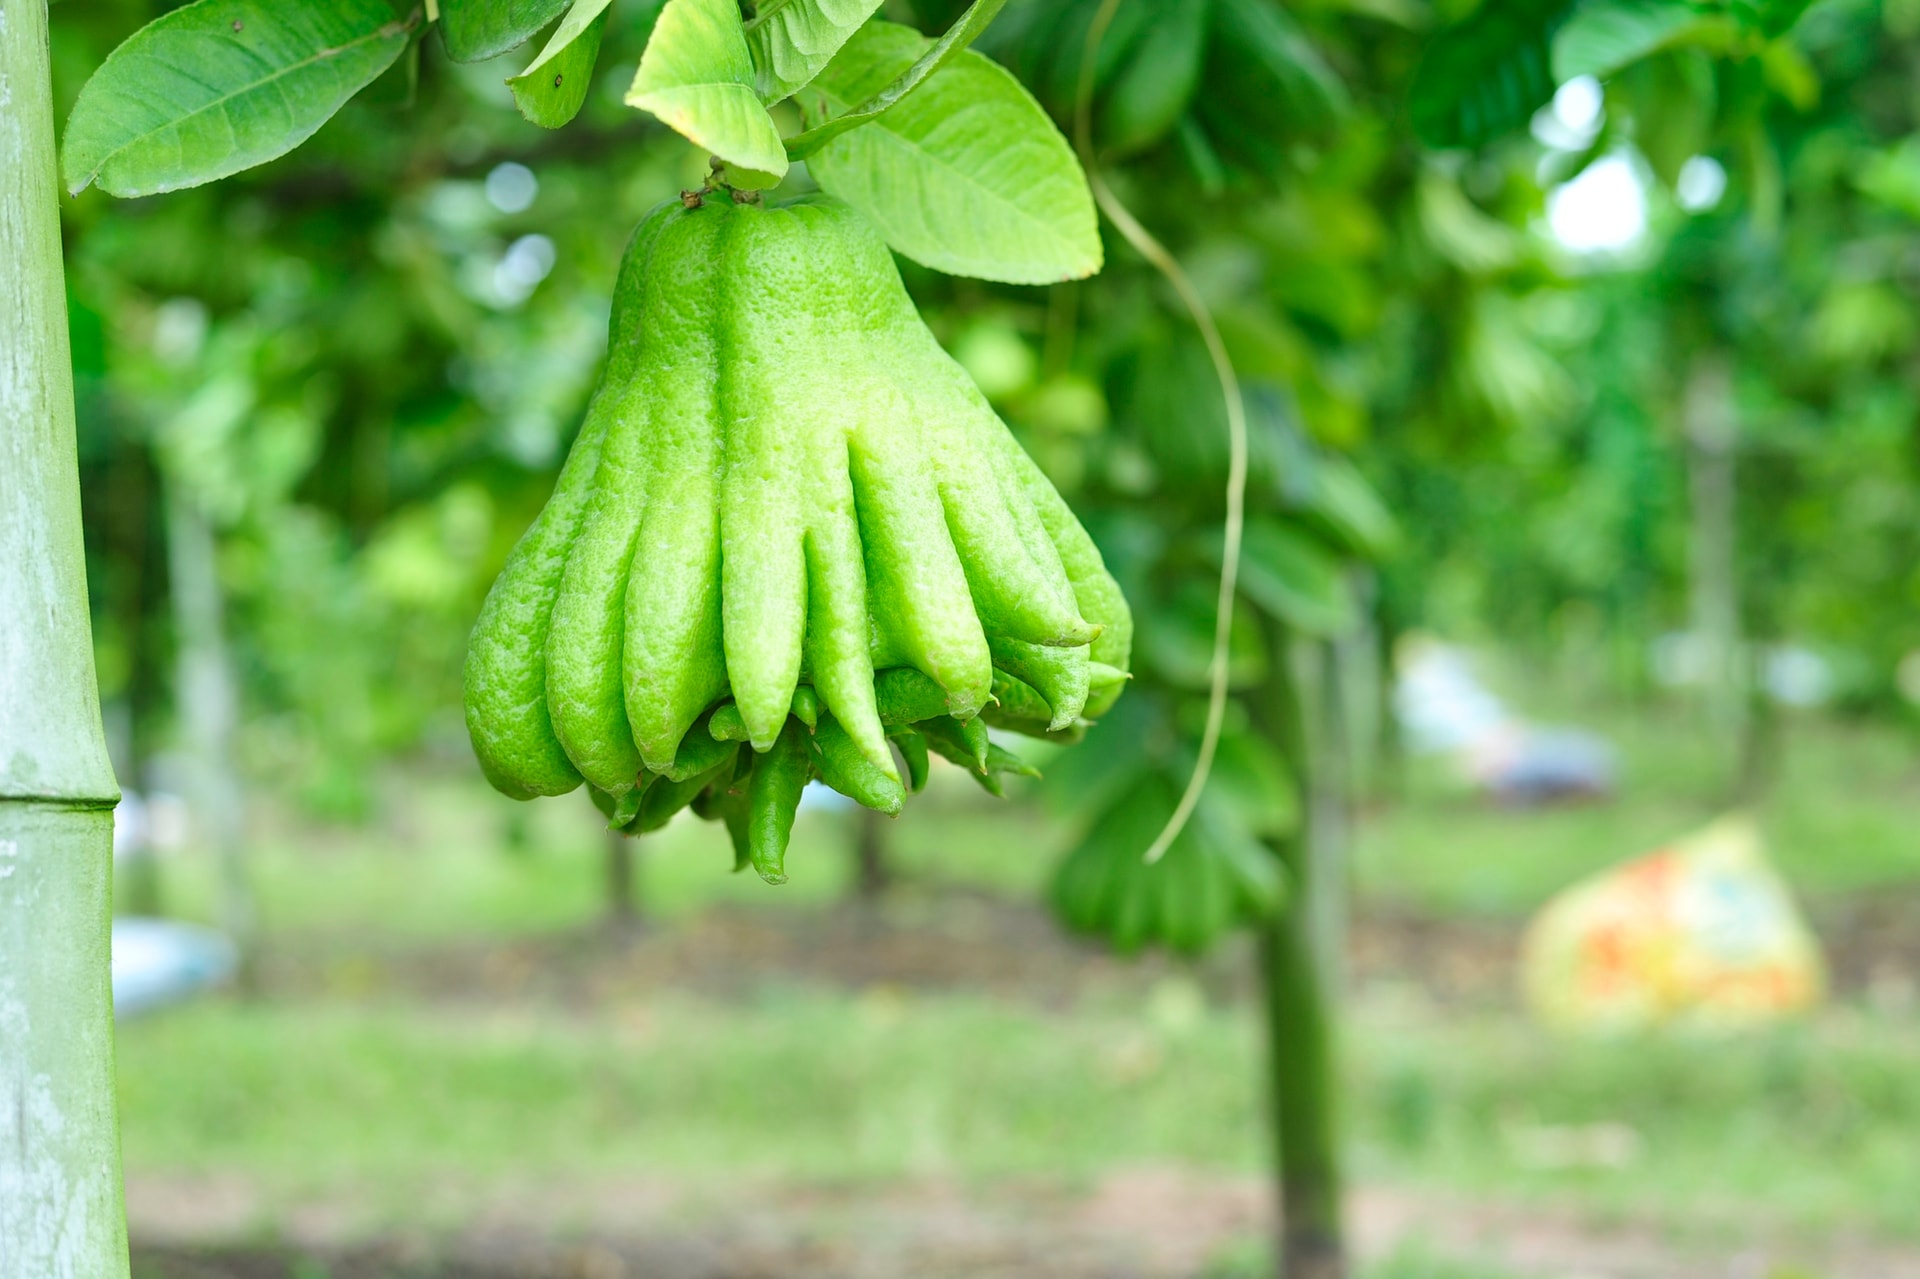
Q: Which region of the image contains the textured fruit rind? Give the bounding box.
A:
[467,193,1136,863]
[462,205,678,798]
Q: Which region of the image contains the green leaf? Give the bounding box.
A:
[626,0,788,188]
[61,0,415,198]
[1409,0,1574,149]
[509,0,614,128]
[745,0,886,103]
[801,21,1100,284]
[1552,0,1704,81]
[441,0,572,63]
[783,0,1008,161]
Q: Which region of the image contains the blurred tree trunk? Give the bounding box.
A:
[853,805,890,899]
[1335,569,1383,808]
[163,481,258,989]
[1252,625,1348,1279]
[605,825,638,927]
[0,0,133,1269]
[1370,572,1407,804]
[1684,356,1747,802]
[116,804,166,917]
[98,432,166,914]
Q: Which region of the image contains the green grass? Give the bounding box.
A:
[129,761,1069,942]
[113,700,1920,1260]
[132,694,1920,946]
[117,980,1920,1240]
[118,985,1263,1221]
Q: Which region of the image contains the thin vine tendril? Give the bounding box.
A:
[1073,0,1249,864]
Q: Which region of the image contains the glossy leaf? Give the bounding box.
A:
[783,0,1008,160]
[803,21,1100,283]
[62,0,414,198]
[745,0,886,103]
[441,0,572,63]
[509,0,615,128]
[626,0,788,188]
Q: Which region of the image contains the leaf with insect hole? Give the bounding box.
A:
[509,0,616,128]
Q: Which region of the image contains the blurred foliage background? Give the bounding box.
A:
[55,0,1920,814]
[44,0,1920,1273]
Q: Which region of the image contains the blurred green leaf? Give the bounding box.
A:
[1410,0,1572,148]
[1194,0,1347,169]
[1101,0,1209,153]
[1552,0,1703,81]
[1206,728,1299,839]
[1050,768,1281,955]
[62,0,414,197]
[1230,517,1356,638]
[1135,578,1269,689]
[1299,455,1399,563]
[1727,0,1815,37]
[1415,171,1523,273]
[1615,49,1716,189]
[1758,37,1819,110]
[1857,137,1920,219]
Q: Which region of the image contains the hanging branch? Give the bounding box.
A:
[1073,0,1250,863]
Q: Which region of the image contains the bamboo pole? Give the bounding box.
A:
[0,0,133,1272]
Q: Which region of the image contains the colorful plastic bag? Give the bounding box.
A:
[1522,815,1824,1030]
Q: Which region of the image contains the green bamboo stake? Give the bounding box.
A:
[1,0,133,1272]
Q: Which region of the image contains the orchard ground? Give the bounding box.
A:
[119,684,1920,1279]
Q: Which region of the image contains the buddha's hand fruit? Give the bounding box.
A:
[464,191,1133,877]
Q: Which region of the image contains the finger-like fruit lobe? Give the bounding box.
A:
[464,192,1133,877]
